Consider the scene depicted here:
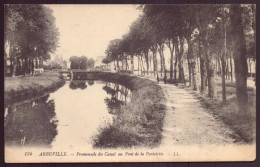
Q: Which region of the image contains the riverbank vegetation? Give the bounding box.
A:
[5,71,65,104]
[183,79,256,143]
[102,4,256,143]
[92,73,166,148]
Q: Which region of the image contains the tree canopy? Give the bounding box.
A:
[5,4,59,76]
[69,56,95,70]
[102,4,255,112]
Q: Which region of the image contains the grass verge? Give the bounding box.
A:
[92,72,166,148]
[4,71,65,104]
[179,79,256,143]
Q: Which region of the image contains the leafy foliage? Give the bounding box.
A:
[5,4,59,76]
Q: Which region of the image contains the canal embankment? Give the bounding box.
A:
[5,71,166,148]
[4,71,65,104]
[89,72,166,148]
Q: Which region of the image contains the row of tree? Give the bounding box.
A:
[44,55,67,70]
[4,4,59,76]
[103,4,256,113]
[69,56,95,69]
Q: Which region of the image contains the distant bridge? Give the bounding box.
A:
[59,70,104,80]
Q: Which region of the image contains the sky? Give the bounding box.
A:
[46,4,141,61]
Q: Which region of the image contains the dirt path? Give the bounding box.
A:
[158,83,237,146]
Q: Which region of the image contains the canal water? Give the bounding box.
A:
[4,80,131,150]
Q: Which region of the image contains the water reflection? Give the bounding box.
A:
[4,95,58,147]
[103,83,131,114]
[69,80,87,90]
[87,80,95,86]
[5,80,132,149]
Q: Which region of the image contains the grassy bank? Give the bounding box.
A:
[5,71,65,104]
[92,72,166,148]
[179,78,256,143]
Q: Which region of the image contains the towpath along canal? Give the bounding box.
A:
[158,83,238,146]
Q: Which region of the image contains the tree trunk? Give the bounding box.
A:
[251,4,256,82]
[11,57,17,77]
[152,48,157,76]
[162,49,166,75]
[144,51,149,75]
[168,39,174,80]
[205,40,216,98]
[24,58,27,76]
[131,55,134,74]
[200,57,207,92]
[180,66,185,83]
[197,56,200,73]
[35,57,39,69]
[230,51,233,82]
[158,43,165,77]
[116,60,119,72]
[174,55,178,80]
[221,19,227,103]
[252,4,256,41]
[159,50,163,77]
[31,58,35,76]
[174,42,178,80]
[28,58,31,75]
[226,57,230,80]
[221,55,227,103]
[191,62,197,90]
[207,59,216,98]
[218,56,222,77]
[125,55,127,72]
[230,4,249,112]
[179,37,186,83]
[248,58,252,77]
[216,57,218,76]
[186,38,193,85]
[199,42,207,92]
[113,60,116,71]
[28,57,31,75]
[149,51,152,75]
[140,55,143,74]
[137,55,140,75]
[187,59,192,85]
[154,51,158,75]
[39,57,43,68]
[170,49,174,80]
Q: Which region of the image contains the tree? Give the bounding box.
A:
[105,39,123,71]
[4,4,59,76]
[142,5,183,79]
[194,5,218,98]
[230,4,249,112]
[87,58,95,69]
[69,56,88,69]
[128,16,152,74]
[102,4,253,111]
[79,56,88,69]
[44,55,66,70]
[69,56,79,69]
[102,57,112,64]
[242,5,256,78]
[181,5,199,86]
[217,5,229,103]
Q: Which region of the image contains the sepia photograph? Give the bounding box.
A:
[4,3,256,163]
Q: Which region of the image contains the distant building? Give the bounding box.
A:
[94,56,116,71]
[94,56,105,68]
